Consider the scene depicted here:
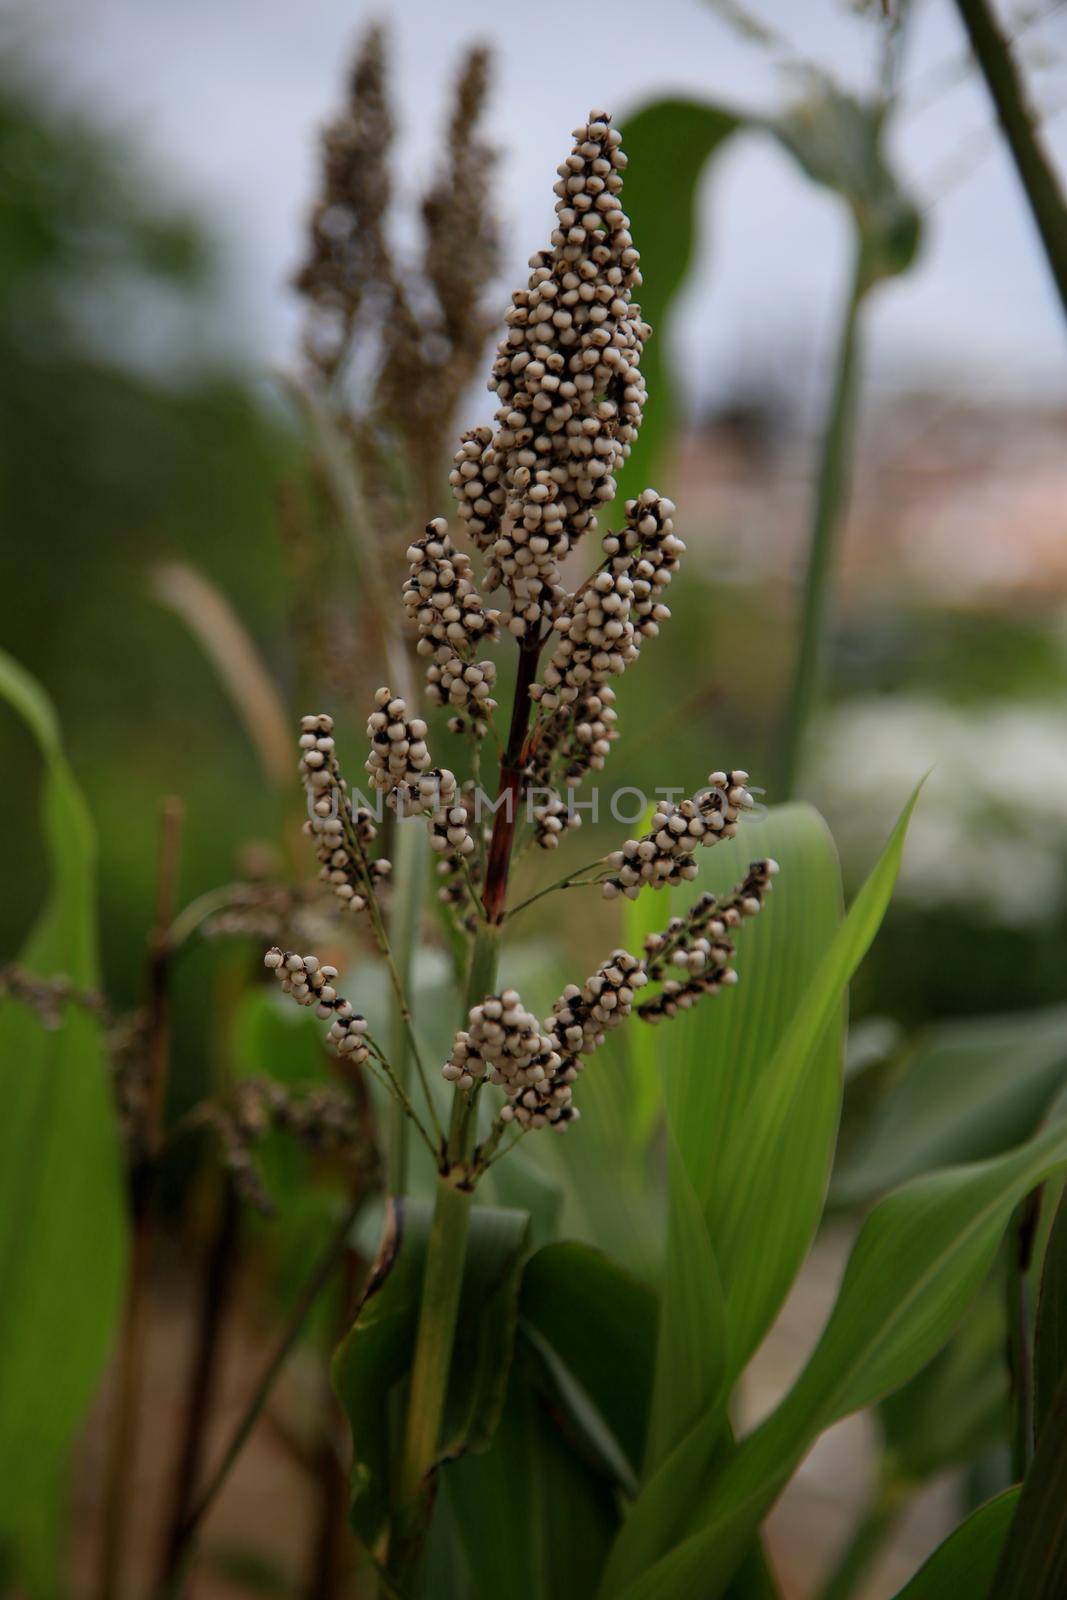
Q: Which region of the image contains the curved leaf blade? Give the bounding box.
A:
[617,1114,1067,1599]
[645,1129,726,1474]
[520,1241,657,1482]
[711,786,919,1379]
[835,1007,1067,1207]
[0,651,127,1585]
[890,1489,1019,1599]
[992,1371,1067,1600]
[1035,1184,1067,1441]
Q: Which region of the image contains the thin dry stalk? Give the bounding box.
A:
[95,798,184,1600]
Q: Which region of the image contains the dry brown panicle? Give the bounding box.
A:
[375,45,501,519]
[294,23,394,380]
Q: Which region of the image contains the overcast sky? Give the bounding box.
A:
[13,0,1067,414]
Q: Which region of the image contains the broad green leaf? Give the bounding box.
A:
[991,1369,1067,1598]
[443,1355,619,1600]
[617,99,739,497]
[1034,1184,1067,1440]
[520,1242,657,1483]
[660,802,845,1384]
[616,1114,1067,1600]
[599,1410,729,1599]
[598,1414,780,1600]
[834,1007,1067,1206]
[709,786,920,1380]
[0,651,127,1582]
[890,1489,1019,1599]
[331,1196,529,1548]
[645,1130,726,1474]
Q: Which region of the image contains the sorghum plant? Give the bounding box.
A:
[269,105,776,1586]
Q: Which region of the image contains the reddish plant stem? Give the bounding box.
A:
[482,631,542,924]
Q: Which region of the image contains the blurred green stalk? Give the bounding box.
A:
[954,0,1067,325]
[385,818,430,1195]
[388,922,501,1593]
[775,251,866,800]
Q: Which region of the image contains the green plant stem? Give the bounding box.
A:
[385,817,429,1192]
[816,1473,911,1600]
[449,922,502,1157]
[954,0,1067,324]
[386,634,539,1590]
[387,924,503,1592]
[390,1175,474,1590]
[775,252,866,800]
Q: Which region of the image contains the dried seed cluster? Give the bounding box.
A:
[638,859,778,1021]
[550,949,648,1058]
[432,781,485,930]
[403,518,498,730]
[263,948,370,1063]
[200,1078,368,1215]
[449,110,649,636]
[444,990,556,1090]
[533,491,681,713]
[295,25,393,377]
[375,47,500,507]
[199,882,324,945]
[526,683,618,846]
[300,715,389,915]
[602,771,755,899]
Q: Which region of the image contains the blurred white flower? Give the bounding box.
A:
[804,696,1067,926]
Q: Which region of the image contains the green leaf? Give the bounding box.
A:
[617,1114,1067,1600]
[330,1197,529,1548]
[991,1368,1067,1599]
[443,1355,620,1600]
[708,785,921,1380]
[834,1007,1067,1206]
[520,1242,657,1486]
[645,1129,726,1474]
[890,1489,1019,1599]
[661,802,845,1385]
[616,98,739,498]
[771,88,922,288]
[1035,1184,1067,1441]
[0,652,127,1583]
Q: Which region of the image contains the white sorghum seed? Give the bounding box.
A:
[447,111,649,637]
[637,860,778,1021]
[299,713,390,915]
[403,518,499,729]
[602,770,756,898]
[263,947,370,1064]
